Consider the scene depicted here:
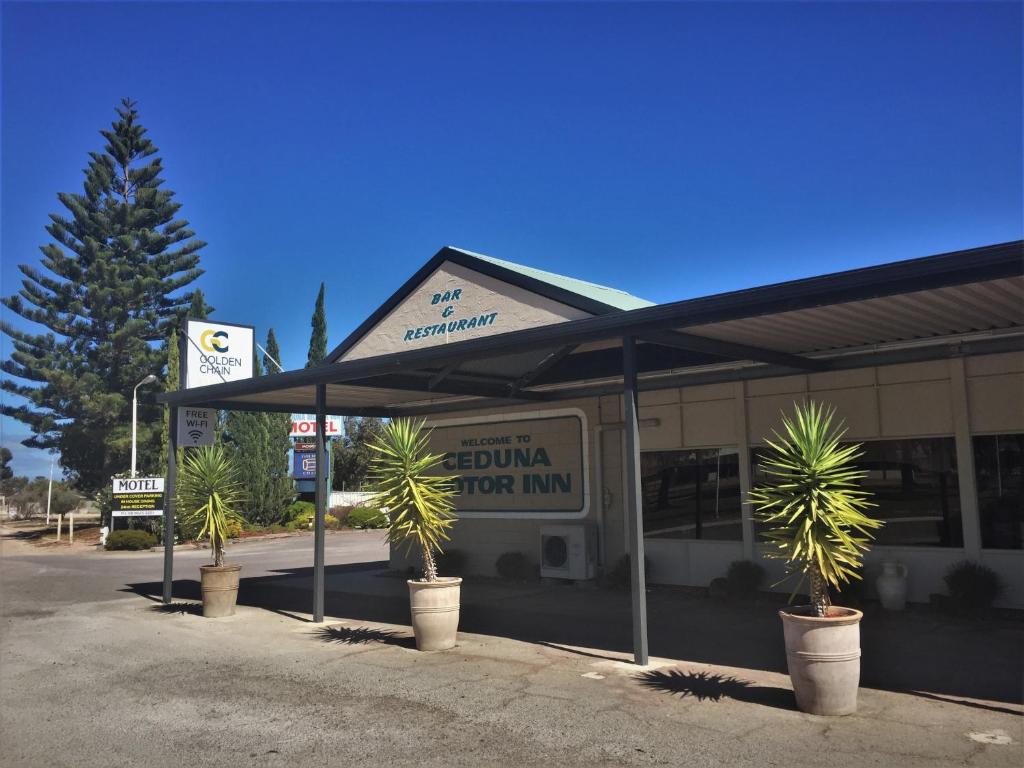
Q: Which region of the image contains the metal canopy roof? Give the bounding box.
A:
[158,240,1024,417]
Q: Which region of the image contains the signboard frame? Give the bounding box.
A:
[425,407,590,520]
[184,318,257,390]
[111,476,166,517]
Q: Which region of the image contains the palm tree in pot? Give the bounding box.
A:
[368,418,459,650]
[748,401,883,715]
[178,445,246,618]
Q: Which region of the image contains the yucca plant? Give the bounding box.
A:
[368,418,456,582]
[177,445,246,567]
[748,401,883,617]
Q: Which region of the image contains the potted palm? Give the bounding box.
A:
[368,418,459,651]
[178,445,247,618]
[748,401,883,715]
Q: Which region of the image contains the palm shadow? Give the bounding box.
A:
[312,624,415,648]
[635,669,795,711]
[149,602,203,616]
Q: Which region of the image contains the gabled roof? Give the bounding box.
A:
[326,246,652,362]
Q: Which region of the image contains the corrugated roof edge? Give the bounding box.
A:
[449,247,654,311]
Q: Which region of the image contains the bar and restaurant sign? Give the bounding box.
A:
[426,409,588,519]
[111,477,165,517]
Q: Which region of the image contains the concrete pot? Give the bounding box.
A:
[200,564,242,618]
[875,561,908,611]
[780,606,862,716]
[408,577,462,651]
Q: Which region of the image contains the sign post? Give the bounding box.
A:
[111,477,166,517]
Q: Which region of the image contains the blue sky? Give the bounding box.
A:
[2,1,1022,478]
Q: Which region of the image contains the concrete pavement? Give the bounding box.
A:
[1,530,1021,767]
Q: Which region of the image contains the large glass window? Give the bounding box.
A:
[974,434,1024,550]
[640,448,742,540]
[752,437,962,547]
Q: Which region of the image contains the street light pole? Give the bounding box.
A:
[131,374,159,478]
[123,374,158,536]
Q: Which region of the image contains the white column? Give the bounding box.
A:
[949,357,981,559]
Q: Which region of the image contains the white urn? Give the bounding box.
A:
[875,561,908,611]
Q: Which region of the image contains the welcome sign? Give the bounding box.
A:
[185,319,255,389]
[426,410,588,518]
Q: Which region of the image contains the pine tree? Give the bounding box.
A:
[306,282,327,368]
[1,99,206,493]
[188,289,213,320]
[263,329,295,519]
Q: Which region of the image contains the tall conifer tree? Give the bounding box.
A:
[306,283,327,368]
[1,100,206,492]
[263,329,294,519]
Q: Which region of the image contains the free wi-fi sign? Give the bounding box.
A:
[177,407,215,446]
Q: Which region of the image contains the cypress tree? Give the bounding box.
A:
[1,99,206,492]
[306,283,327,368]
[263,329,295,520]
[158,329,181,474]
[188,289,213,320]
[223,355,272,525]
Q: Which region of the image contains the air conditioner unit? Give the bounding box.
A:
[540,524,597,581]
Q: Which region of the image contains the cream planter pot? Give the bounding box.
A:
[408,577,462,651]
[875,561,908,611]
[200,564,242,618]
[780,607,863,716]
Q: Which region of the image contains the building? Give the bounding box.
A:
[160,240,1024,659]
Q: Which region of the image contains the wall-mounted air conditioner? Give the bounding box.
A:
[540,524,597,581]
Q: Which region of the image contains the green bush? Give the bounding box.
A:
[347,506,387,529]
[324,513,341,530]
[285,500,315,522]
[106,529,158,551]
[495,551,531,581]
[436,549,467,576]
[725,560,765,598]
[944,561,1003,616]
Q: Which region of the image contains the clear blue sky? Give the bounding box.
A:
[2,1,1022,478]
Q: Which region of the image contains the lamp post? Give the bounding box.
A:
[131,374,159,478]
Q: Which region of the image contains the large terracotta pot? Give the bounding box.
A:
[408,577,462,651]
[200,564,242,618]
[780,606,862,716]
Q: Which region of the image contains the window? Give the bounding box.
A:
[752,437,962,547]
[640,448,742,540]
[974,434,1024,550]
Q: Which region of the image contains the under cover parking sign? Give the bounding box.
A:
[111,477,165,517]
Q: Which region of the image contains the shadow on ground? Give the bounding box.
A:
[126,562,1024,706]
[635,669,795,711]
[312,625,415,648]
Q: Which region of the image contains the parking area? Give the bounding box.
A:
[1,531,1021,767]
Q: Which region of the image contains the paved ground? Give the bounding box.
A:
[1,529,1021,767]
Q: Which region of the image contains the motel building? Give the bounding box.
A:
[160,240,1024,659]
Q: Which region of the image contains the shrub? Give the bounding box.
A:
[725,560,765,598]
[495,551,530,581]
[223,518,244,539]
[347,506,387,529]
[436,549,467,576]
[285,500,315,523]
[324,513,340,530]
[106,529,157,551]
[606,554,652,589]
[944,561,1003,616]
[329,506,352,526]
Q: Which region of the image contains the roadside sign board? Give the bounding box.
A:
[176,407,215,446]
[290,415,342,438]
[293,441,317,452]
[111,477,165,517]
[185,319,255,389]
[292,451,317,480]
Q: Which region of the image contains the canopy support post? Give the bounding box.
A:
[313,384,327,623]
[162,405,177,604]
[622,335,649,665]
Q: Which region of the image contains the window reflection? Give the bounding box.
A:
[975,434,1023,550]
[641,448,742,540]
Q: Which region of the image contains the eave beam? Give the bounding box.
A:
[639,330,828,371]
